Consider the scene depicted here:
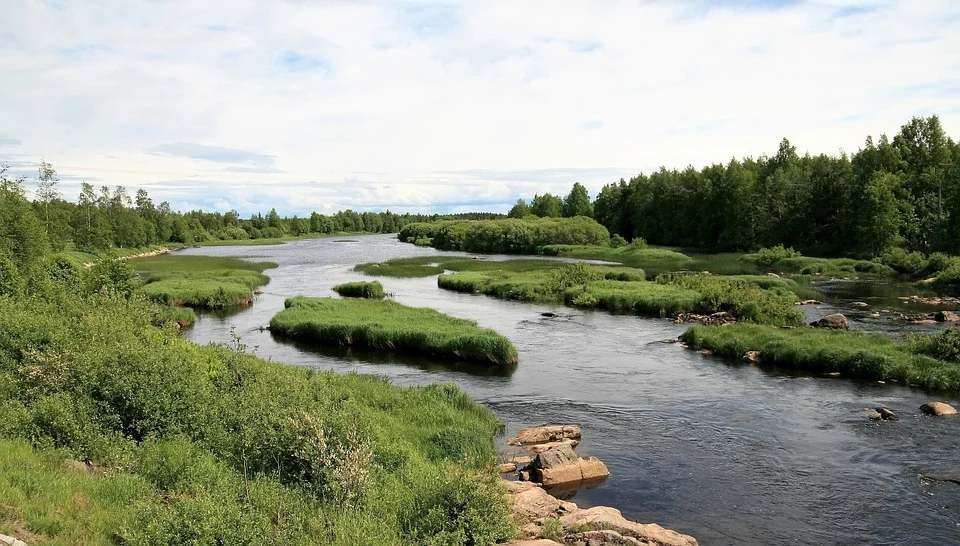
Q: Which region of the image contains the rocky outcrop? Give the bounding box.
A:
[526,444,610,488]
[501,480,698,546]
[920,401,958,416]
[810,313,849,329]
[794,299,823,306]
[509,425,582,446]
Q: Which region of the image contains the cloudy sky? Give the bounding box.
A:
[1,0,959,216]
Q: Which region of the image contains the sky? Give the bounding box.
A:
[1,0,959,216]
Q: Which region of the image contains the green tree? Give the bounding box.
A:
[855,172,901,255]
[0,166,49,273]
[563,182,593,218]
[36,159,60,235]
[507,199,530,218]
[530,193,563,217]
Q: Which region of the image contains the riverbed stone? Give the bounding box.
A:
[795,299,823,306]
[742,351,761,363]
[527,438,580,453]
[505,540,565,546]
[0,535,27,546]
[511,486,563,520]
[920,402,958,416]
[567,530,645,546]
[811,313,849,329]
[875,407,898,421]
[500,462,518,473]
[935,311,960,322]
[852,301,869,307]
[559,506,698,546]
[509,425,582,445]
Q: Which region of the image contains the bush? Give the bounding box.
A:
[87,258,137,298]
[911,327,960,363]
[609,234,627,248]
[753,245,801,268]
[333,281,386,299]
[876,247,928,275]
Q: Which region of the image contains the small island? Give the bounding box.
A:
[270,296,519,366]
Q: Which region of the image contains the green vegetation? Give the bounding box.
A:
[681,324,960,391]
[540,244,692,274]
[333,280,386,299]
[270,297,519,366]
[132,255,276,309]
[740,247,896,278]
[0,292,512,545]
[398,216,610,254]
[435,262,802,326]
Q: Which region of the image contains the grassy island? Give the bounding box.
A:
[333,280,386,299]
[681,324,960,391]
[132,255,276,309]
[270,297,519,366]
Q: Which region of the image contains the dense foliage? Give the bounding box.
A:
[333,280,386,299]
[681,324,960,391]
[269,297,519,366]
[587,116,960,255]
[398,217,610,254]
[132,255,276,309]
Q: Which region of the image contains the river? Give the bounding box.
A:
[180,234,960,546]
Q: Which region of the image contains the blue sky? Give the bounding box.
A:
[1,0,959,216]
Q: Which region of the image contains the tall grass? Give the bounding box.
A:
[270,297,519,366]
[681,324,960,391]
[333,280,386,299]
[0,293,513,545]
[131,255,276,309]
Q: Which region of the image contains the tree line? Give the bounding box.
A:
[512,115,960,257]
[3,162,504,254]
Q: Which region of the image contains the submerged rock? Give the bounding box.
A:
[935,311,960,322]
[920,402,958,416]
[874,407,898,421]
[795,299,823,306]
[852,301,869,308]
[742,351,761,363]
[810,313,849,329]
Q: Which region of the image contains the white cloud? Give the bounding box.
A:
[2,0,959,215]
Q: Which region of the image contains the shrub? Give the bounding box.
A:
[609,234,627,248]
[87,258,137,298]
[626,237,648,251]
[876,247,928,275]
[753,245,801,268]
[911,327,960,363]
[333,281,386,299]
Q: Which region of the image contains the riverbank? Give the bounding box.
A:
[131,254,276,309]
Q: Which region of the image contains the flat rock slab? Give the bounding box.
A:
[921,401,958,416]
[509,425,582,445]
[559,506,698,546]
[0,535,27,546]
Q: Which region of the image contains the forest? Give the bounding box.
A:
[512,115,960,258]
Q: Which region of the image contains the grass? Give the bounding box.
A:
[540,245,694,275]
[63,243,186,266]
[131,255,276,309]
[197,231,361,247]
[333,281,386,299]
[0,292,513,545]
[681,324,960,391]
[270,297,519,366]
[436,262,802,326]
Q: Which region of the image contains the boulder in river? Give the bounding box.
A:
[795,299,823,306]
[920,402,958,416]
[500,462,518,473]
[528,444,610,488]
[810,313,849,329]
[935,311,960,322]
[509,425,582,446]
[742,351,761,363]
[852,301,869,308]
[874,407,898,421]
[559,506,698,546]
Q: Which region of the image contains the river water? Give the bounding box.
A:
[180,234,960,546]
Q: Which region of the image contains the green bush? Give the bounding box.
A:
[753,245,801,268]
[876,247,928,275]
[609,234,627,248]
[911,327,960,363]
[333,281,386,299]
[398,217,610,254]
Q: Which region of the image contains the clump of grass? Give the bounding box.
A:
[270,297,519,366]
[910,327,960,363]
[740,249,895,278]
[333,280,386,299]
[681,324,960,391]
[354,256,446,278]
[131,255,275,309]
[541,244,693,274]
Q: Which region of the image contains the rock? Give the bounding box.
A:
[698,349,713,356]
[920,402,958,416]
[529,444,610,488]
[502,479,541,494]
[767,273,781,278]
[852,301,869,308]
[500,462,518,473]
[795,299,823,306]
[528,439,580,453]
[660,338,680,344]
[826,372,841,377]
[0,535,27,546]
[512,455,534,465]
[519,470,532,481]
[559,506,698,546]
[511,425,582,445]
[541,312,558,318]
[253,289,264,295]
[875,407,898,421]
[908,319,937,325]
[742,351,761,363]
[868,412,882,421]
[935,311,960,322]
[568,530,645,546]
[505,541,565,546]
[511,486,563,520]
[810,313,848,329]
[870,312,880,318]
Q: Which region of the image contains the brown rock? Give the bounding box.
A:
[505,540,565,546]
[500,462,518,474]
[513,455,534,465]
[528,439,580,453]
[519,471,532,481]
[567,530,645,546]
[579,458,611,482]
[920,402,958,416]
[935,311,960,322]
[810,313,849,329]
[0,535,27,546]
[512,425,583,445]
[875,407,898,421]
[511,486,563,520]
[795,299,823,306]
[502,479,540,494]
[868,412,882,421]
[852,301,869,308]
[559,506,698,546]
[742,351,761,363]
